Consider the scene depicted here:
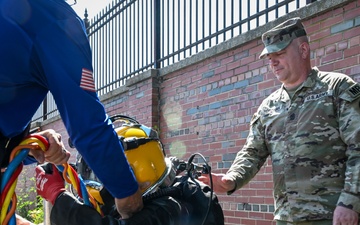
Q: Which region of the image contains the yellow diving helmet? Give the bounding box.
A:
[72,115,176,205]
[111,115,175,196]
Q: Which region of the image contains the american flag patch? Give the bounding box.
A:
[80,68,96,92]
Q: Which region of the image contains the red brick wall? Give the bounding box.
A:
[159,1,360,225]
[31,1,360,224]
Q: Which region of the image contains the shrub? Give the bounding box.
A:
[16,167,44,224]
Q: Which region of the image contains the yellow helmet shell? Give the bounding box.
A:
[115,124,168,195]
[116,125,147,138]
[125,140,167,193]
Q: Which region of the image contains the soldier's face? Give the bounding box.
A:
[266,42,303,87]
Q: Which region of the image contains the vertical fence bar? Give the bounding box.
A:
[231,0,234,38]
[177,0,180,61]
[114,1,118,88]
[107,6,110,92]
[189,0,192,56]
[142,1,145,70]
[183,0,186,58]
[256,0,260,27]
[101,12,104,94]
[125,5,128,77]
[154,0,161,69]
[101,10,105,95]
[172,0,175,63]
[195,0,198,53]
[215,0,218,44]
[161,0,164,66]
[121,1,125,83]
[266,0,269,23]
[239,0,242,33]
[42,95,47,121]
[129,3,132,77]
[145,0,149,71]
[202,0,205,49]
[137,1,140,73]
[132,2,135,76]
[247,0,250,31]
[166,0,170,65]
[223,0,226,41]
[111,3,114,89]
[286,0,289,14]
[208,0,212,47]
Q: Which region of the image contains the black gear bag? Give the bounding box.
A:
[118,175,224,225]
[172,175,224,225]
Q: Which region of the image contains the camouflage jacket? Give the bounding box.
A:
[226,67,360,222]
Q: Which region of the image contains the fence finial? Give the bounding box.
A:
[84,9,90,32]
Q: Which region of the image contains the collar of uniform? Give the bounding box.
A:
[278,87,289,102]
[276,67,319,102]
[301,67,319,88]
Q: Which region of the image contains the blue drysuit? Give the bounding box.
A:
[0,0,138,199]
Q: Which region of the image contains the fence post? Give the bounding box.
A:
[83,9,90,34]
[42,96,47,121]
[153,0,161,69]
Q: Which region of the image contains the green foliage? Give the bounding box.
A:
[28,196,45,224]
[16,175,44,224]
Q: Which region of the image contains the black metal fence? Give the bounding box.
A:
[33,0,314,122]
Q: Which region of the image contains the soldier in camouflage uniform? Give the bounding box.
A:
[199,17,360,225]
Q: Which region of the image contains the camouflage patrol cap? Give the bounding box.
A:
[259,17,307,59]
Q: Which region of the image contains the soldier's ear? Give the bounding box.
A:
[298,42,309,59]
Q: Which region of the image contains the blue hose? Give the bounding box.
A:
[1,149,29,191]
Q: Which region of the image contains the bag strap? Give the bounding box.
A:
[0,125,30,168]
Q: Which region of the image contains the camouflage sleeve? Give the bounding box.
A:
[225,111,269,193]
[337,82,360,213]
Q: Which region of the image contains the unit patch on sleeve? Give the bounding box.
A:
[347,83,360,98]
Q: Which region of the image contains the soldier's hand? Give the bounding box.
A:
[198,173,236,193]
[333,206,358,225]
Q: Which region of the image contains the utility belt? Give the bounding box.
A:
[0,125,30,169]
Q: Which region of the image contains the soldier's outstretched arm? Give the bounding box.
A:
[198,173,236,193]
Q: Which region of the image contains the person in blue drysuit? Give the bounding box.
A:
[0,0,143,219]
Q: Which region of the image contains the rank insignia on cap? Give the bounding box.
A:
[259,17,307,59]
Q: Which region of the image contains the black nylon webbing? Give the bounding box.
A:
[0,125,30,168]
[124,138,159,151]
